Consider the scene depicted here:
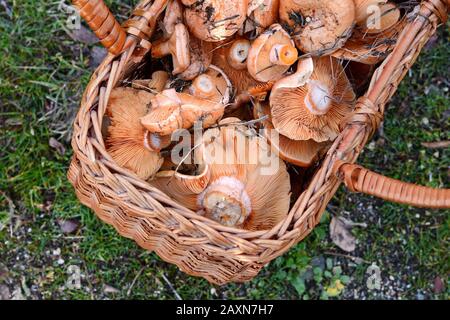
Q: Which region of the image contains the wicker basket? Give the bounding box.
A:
[68,0,450,285]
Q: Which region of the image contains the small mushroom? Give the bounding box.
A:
[163,0,184,38]
[151,23,190,75]
[270,57,356,142]
[279,0,355,55]
[227,38,251,70]
[212,40,263,96]
[141,89,225,135]
[253,101,329,167]
[178,37,214,80]
[247,23,298,82]
[182,0,249,42]
[361,2,400,34]
[152,118,291,230]
[187,65,233,105]
[106,87,167,179]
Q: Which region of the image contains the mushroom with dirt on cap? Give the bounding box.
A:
[182,0,249,42]
[279,0,355,55]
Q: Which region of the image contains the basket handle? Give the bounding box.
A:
[334,161,450,209]
[72,0,127,55]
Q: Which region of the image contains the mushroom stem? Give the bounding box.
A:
[152,41,171,58]
[151,24,190,75]
[144,132,172,152]
[227,39,251,70]
[199,176,252,227]
[269,44,298,66]
[304,80,332,115]
[191,74,216,99]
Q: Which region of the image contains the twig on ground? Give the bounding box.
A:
[127,267,145,297]
[161,273,182,300]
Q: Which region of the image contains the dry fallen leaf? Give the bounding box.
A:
[421,141,450,149]
[49,137,66,155]
[330,216,356,252]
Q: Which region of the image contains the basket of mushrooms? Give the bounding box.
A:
[68,0,449,284]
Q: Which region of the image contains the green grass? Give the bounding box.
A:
[0,1,448,300]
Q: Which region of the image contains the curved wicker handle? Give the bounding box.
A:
[335,162,450,208]
[72,0,127,55]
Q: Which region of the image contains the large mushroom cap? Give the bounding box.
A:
[106,87,164,180]
[270,57,356,142]
[247,23,298,82]
[182,0,249,42]
[253,102,329,167]
[279,0,355,55]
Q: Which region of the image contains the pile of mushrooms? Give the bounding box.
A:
[105,0,406,230]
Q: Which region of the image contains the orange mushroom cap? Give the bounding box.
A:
[279,0,355,55]
[247,23,298,82]
[182,0,249,42]
[253,101,329,167]
[178,36,214,81]
[270,57,356,142]
[141,89,226,135]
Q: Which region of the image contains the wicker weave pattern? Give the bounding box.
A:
[68,0,448,284]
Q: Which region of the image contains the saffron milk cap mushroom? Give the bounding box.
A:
[270,56,356,142]
[247,23,298,82]
[141,89,226,135]
[182,0,249,42]
[279,0,355,55]
[198,118,291,229]
[151,23,190,75]
[106,87,166,179]
[212,40,264,97]
[178,37,214,80]
[361,2,400,34]
[253,101,329,167]
[354,0,387,26]
[187,65,233,105]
